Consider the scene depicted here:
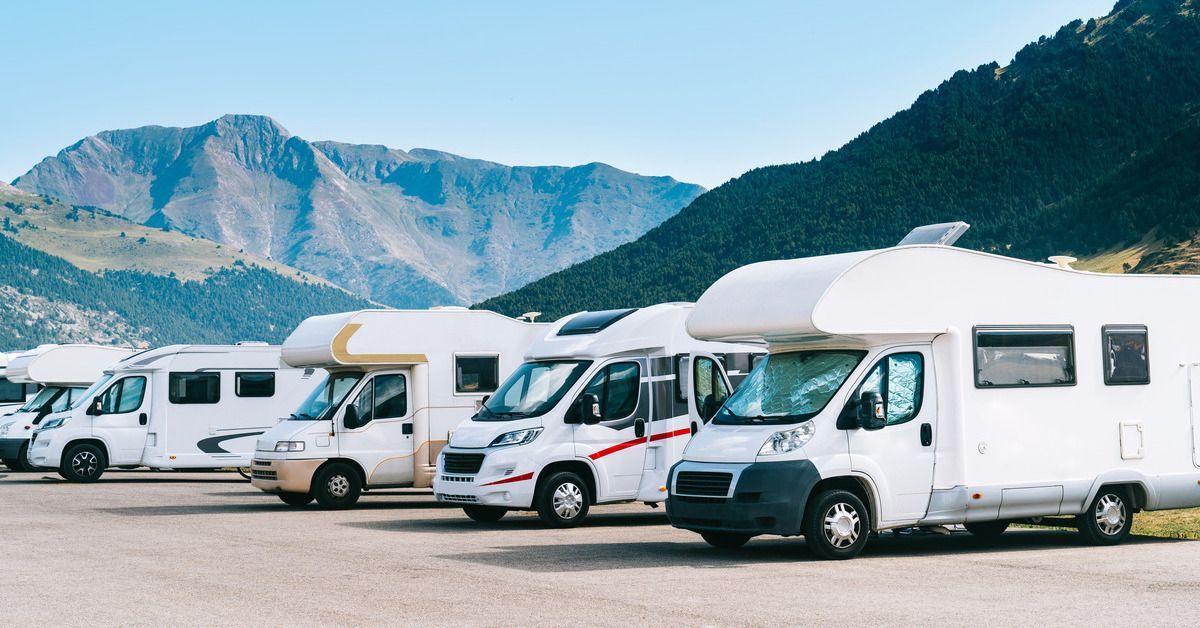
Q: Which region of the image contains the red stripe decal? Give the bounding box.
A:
[588,427,691,460]
[480,472,534,487]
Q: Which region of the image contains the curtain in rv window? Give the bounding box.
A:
[168,372,221,404]
[455,355,499,394]
[235,372,276,397]
[974,327,1075,388]
[1102,325,1149,385]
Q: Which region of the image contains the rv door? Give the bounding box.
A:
[570,358,650,500]
[335,370,415,486]
[689,353,733,430]
[90,375,151,465]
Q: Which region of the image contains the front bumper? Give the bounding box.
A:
[432,446,538,508]
[0,437,28,459]
[249,456,324,494]
[666,459,821,537]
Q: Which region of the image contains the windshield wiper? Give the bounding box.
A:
[290,412,315,420]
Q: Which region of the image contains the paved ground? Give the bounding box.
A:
[1,470,1198,626]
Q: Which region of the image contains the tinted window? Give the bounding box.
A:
[373,374,408,419]
[236,372,275,397]
[856,353,924,425]
[694,356,731,423]
[100,377,147,414]
[975,327,1075,388]
[455,356,499,393]
[575,362,640,421]
[1103,325,1149,385]
[0,377,24,403]
[478,361,591,421]
[169,372,220,404]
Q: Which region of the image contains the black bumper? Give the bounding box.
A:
[0,438,26,459]
[666,459,820,537]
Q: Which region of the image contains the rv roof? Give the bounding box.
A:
[556,308,638,336]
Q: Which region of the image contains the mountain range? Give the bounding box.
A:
[13,115,703,308]
[483,0,1200,318]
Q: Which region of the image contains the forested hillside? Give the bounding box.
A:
[482,0,1200,318]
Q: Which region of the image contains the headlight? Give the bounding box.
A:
[758,422,816,456]
[489,427,542,447]
[39,418,67,431]
[274,441,305,452]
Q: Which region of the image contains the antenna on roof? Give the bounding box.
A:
[897,221,971,247]
[518,311,542,322]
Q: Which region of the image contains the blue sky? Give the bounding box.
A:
[1,1,1113,188]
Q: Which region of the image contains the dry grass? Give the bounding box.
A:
[1134,507,1200,540]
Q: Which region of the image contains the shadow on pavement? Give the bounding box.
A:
[2,475,246,485]
[344,510,670,534]
[98,497,458,516]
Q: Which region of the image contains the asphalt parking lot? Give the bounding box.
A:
[1,470,1198,626]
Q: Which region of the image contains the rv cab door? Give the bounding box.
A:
[90,375,151,465]
[688,353,733,432]
[570,358,650,500]
[335,370,415,487]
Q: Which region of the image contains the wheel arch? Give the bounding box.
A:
[1086,472,1154,512]
[316,457,368,487]
[806,474,879,529]
[536,459,599,504]
[64,438,110,463]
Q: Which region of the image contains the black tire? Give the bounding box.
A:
[1078,487,1134,546]
[463,505,508,522]
[312,463,362,509]
[964,520,1009,540]
[278,492,314,507]
[237,467,252,480]
[2,458,20,472]
[535,471,591,527]
[803,489,870,560]
[701,531,751,549]
[59,443,107,483]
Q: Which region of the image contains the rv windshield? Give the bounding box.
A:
[18,386,83,414]
[291,372,363,421]
[476,360,592,421]
[714,351,866,425]
[70,374,114,410]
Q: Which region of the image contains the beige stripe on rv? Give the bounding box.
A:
[331,323,430,364]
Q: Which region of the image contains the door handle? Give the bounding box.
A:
[402,423,413,436]
[634,418,645,438]
[139,413,148,426]
[920,423,932,447]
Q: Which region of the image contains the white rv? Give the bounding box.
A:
[667,225,1200,559]
[434,303,763,527]
[0,351,39,417]
[250,308,548,508]
[28,344,320,482]
[0,344,134,471]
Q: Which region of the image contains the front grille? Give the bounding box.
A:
[440,475,474,483]
[252,460,271,468]
[252,469,278,481]
[442,453,485,474]
[437,493,478,504]
[675,471,733,497]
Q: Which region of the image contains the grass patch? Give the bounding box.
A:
[1133,508,1200,540]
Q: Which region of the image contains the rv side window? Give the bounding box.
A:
[577,362,641,421]
[694,356,731,424]
[347,374,409,426]
[857,353,925,425]
[974,327,1075,388]
[235,372,276,397]
[0,377,24,403]
[1102,325,1149,385]
[99,376,147,414]
[169,372,221,404]
[455,355,499,394]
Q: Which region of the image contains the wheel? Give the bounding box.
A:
[700,531,751,549]
[535,471,591,527]
[1078,487,1133,545]
[237,467,252,480]
[312,463,362,509]
[463,505,508,522]
[803,489,870,560]
[964,520,1009,540]
[278,492,314,507]
[2,459,20,472]
[59,443,107,483]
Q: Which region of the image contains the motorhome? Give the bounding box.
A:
[250,308,549,508]
[28,343,320,482]
[0,344,135,471]
[0,351,39,417]
[434,303,763,527]
[667,224,1200,559]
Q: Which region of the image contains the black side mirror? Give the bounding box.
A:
[857,391,886,430]
[579,393,602,425]
[86,398,103,416]
[343,405,361,430]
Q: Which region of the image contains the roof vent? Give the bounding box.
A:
[1048,255,1077,270]
[898,221,971,247]
[235,341,269,346]
[518,311,543,322]
[557,308,638,336]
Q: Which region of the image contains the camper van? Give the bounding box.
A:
[434,303,763,527]
[27,344,320,482]
[250,308,549,508]
[0,344,134,471]
[667,224,1200,559]
[0,351,39,417]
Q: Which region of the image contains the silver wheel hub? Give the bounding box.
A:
[553,482,583,520]
[823,502,861,549]
[327,474,351,499]
[72,451,98,476]
[1095,494,1126,536]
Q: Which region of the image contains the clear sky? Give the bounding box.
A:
[1,0,1114,189]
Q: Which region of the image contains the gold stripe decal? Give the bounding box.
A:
[331,323,429,364]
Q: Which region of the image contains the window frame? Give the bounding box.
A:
[576,360,642,423]
[101,375,148,414]
[972,325,1077,389]
[849,351,926,427]
[168,371,221,405]
[674,354,689,402]
[235,371,276,398]
[452,353,501,396]
[693,354,731,424]
[370,372,410,421]
[1101,324,1150,386]
[344,371,411,428]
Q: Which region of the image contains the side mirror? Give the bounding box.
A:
[579,393,602,425]
[343,405,361,430]
[857,391,886,430]
[86,398,103,416]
